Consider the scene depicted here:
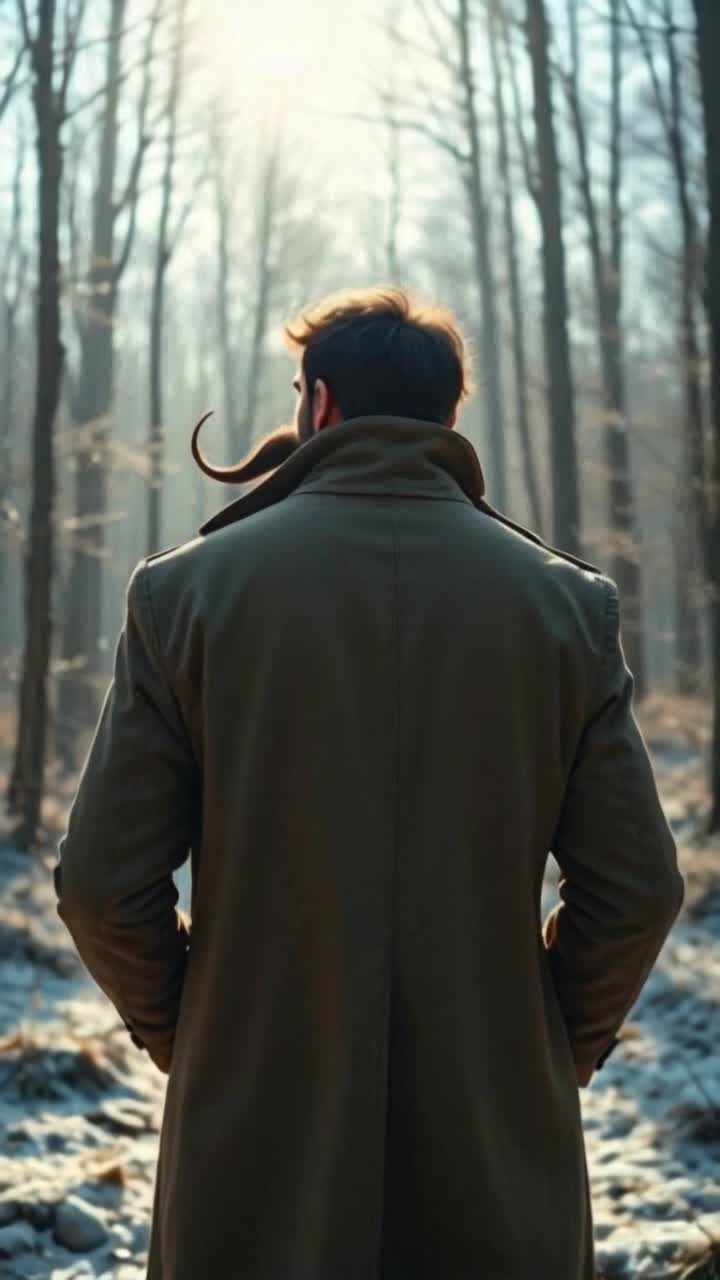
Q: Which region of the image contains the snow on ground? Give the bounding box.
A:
[0,738,717,1279]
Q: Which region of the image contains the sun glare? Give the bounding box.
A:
[198,0,371,120]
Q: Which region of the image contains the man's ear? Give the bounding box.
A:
[313,379,333,431]
[448,405,459,429]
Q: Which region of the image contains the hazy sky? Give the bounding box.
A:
[195,0,389,193]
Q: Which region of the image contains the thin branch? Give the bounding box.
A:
[167,153,209,260]
[584,0,693,35]
[64,29,177,123]
[0,40,25,119]
[60,0,89,110]
[15,0,31,50]
[501,0,540,208]
[112,0,164,281]
[367,14,455,72]
[60,9,156,56]
[622,0,672,147]
[415,0,454,53]
[337,107,470,165]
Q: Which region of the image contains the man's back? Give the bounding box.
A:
[56,419,683,1279]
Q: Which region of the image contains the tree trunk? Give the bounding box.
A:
[667,20,706,696]
[564,0,646,695]
[457,0,507,512]
[623,0,707,695]
[147,243,169,555]
[57,0,126,755]
[147,0,186,556]
[212,136,239,504]
[664,9,708,577]
[488,0,542,531]
[237,140,280,456]
[673,505,704,695]
[9,0,65,849]
[0,139,26,657]
[693,0,720,831]
[383,0,403,281]
[525,0,581,555]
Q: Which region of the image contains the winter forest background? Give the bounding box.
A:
[0,0,718,848]
[0,3,719,1278]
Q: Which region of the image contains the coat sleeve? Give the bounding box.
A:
[54,561,198,1074]
[542,578,684,1088]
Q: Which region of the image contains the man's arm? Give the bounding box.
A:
[543,578,684,1087]
[54,562,199,1073]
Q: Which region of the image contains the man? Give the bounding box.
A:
[55,286,684,1279]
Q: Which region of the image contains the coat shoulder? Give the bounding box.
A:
[476,501,616,602]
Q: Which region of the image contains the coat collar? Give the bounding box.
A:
[199,417,483,534]
[197,414,600,575]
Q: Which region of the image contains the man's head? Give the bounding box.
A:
[191,285,473,486]
[286,285,473,440]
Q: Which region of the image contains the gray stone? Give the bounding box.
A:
[594,1243,632,1277]
[25,1196,56,1229]
[594,1217,617,1241]
[54,1195,109,1252]
[50,1265,96,1279]
[602,1113,636,1140]
[687,1188,720,1214]
[109,1221,133,1248]
[0,1198,19,1226]
[0,1219,37,1258]
[130,1219,150,1252]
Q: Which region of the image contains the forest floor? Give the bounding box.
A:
[0,695,718,1279]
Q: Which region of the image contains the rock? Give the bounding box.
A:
[594,1242,632,1277]
[601,1113,636,1140]
[0,1198,19,1226]
[0,1219,37,1257]
[54,1195,109,1252]
[91,1098,153,1135]
[109,1221,133,1248]
[50,1264,96,1279]
[4,1121,31,1143]
[25,1197,57,1229]
[594,1217,617,1241]
[688,1188,720,1214]
[130,1218,150,1252]
[680,1254,720,1280]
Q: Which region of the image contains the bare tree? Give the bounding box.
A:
[525,0,581,555]
[373,0,508,508]
[236,133,282,462]
[210,107,239,504]
[624,0,707,694]
[9,0,85,848]
[562,0,646,695]
[693,0,720,831]
[147,0,190,555]
[488,0,542,532]
[456,0,507,511]
[58,0,161,758]
[0,130,28,650]
[0,27,26,123]
[383,0,403,281]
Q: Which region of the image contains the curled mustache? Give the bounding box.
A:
[191,411,301,485]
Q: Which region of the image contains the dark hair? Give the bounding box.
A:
[284,285,473,425]
[190,286,474,488]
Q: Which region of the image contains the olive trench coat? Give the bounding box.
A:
[55,416,684,1280]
